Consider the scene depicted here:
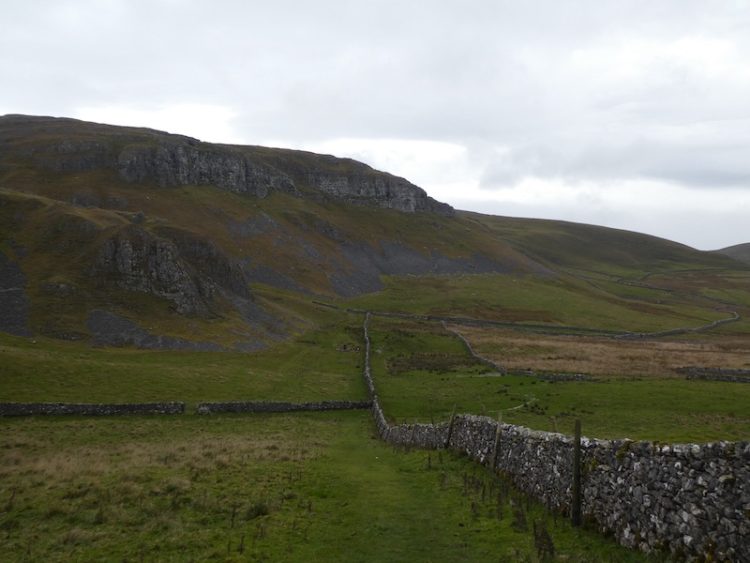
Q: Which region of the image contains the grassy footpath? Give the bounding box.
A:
[0,412,655,562]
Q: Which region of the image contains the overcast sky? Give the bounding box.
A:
[2,0,750,250]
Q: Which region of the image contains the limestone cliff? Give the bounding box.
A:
[302,157,451,214]
[0,114,453,215]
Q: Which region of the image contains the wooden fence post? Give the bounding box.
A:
[444,405,457,449]
[491,412,503,470]
[571,418,582,527]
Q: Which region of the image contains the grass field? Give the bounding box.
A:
[345,273,737,334]
[2,285,748,560]
[0,411,658,562]
[367,317,750,443]
[0,318,367,405]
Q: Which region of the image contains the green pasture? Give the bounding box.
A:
[0,318,366,406]
[347,273,730,333]
[368,318,750,443]
[0,412,654,562]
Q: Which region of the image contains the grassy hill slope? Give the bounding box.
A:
[1,114,748,349]
[716,242,750,265]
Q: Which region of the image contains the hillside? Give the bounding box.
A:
[0,114,452,214]
[716,242,750,265]
[1,114,747,350]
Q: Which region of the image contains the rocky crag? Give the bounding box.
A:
[0,114,452,215]
[92,225,251,316]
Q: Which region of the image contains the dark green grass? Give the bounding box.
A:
[375,372,750,443]
[347,273,729,333]
[0,412,654,562]
[0,320,367,405]
[369,318,750,443]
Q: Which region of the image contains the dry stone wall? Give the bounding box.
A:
[361,313,749,561]
[0,402,185,416]
[0,401,371,417]
[196,400,371,414]
[616,311,740,340]
[585,439,749,557]
[677,367,750,383]
[443,322,507,374]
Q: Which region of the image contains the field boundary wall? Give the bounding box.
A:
[362,313,749,561]
[0,402,185,416]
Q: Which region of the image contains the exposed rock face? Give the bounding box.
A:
[306,169,454,215]
[0,115,454,215]
[93,225,250,316]
[116,142,296,197]
[157,227,251,299]
[93,226,212,315]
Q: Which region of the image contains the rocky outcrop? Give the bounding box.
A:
[116,142,296,197]
[0,115,454,215]
[39,139,296,197]
[156,226,251,299]
[93,226,213,315]
[92,225,250,315]
[306,169,453,215]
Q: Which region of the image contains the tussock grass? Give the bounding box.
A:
[459,327,750,378]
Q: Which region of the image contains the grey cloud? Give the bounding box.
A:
[480,132,750,190]
[2,0,750,247]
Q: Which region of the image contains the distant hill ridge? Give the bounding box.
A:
[0,114,453,215]
[716,242,750,265]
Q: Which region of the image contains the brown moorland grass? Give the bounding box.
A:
[451,326,750,378]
